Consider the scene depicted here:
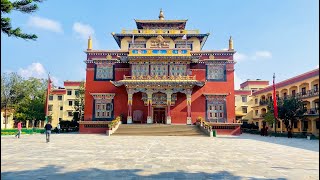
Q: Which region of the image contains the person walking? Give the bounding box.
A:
[56,123,61,134]
[15,121,22,138]
[44,121,53,143]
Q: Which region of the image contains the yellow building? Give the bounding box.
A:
[1,109,15,129]
[48,81,83,127]
[251,68,319,136]
[235,80,269,124]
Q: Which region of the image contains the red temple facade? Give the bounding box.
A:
[80,10,239,135]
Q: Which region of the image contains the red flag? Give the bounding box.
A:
[44,74,52,116]
[272,73,278,118]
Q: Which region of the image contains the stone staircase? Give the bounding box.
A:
[113,124,207,136]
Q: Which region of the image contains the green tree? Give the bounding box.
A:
[263,111,275,127]
[74,81,85,121]
[268,97,306,132]
[1,72,25,128]
[14,77,46,124]
[1,0,43,40]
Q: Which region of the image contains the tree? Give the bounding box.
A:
[1,72,25,128]
[1,0,43,40]
[74,81,85,121]
[268,97,306,132]
[263,111,275,127]
[14,77,46,124]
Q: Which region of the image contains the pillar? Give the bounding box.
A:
[166,91,172,124]
[311,119,315,135]
[147,91,153,124]
[26,120,29,129]
[186,89,192,125]
[280,120,283,133]
[300,120,303,132]
[127,92,133,124]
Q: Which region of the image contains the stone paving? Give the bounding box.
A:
[1,133,319,180]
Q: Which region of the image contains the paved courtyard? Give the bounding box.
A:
[1,133,319,180]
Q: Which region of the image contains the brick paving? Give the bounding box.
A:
[1,133,319,180]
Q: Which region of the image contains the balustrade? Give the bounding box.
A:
[121,29,200,34]
[123,75,196,80]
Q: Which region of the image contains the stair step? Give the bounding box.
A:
[113,124,206,136]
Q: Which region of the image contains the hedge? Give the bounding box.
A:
[1,128,45,135]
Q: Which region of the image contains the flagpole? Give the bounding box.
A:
[45,73,50,124]
[273,73,277,134]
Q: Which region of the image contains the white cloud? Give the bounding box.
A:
[234,51,272,62]
[18,62,46,79]
[73,22,94,40]
[27,16,63,33]
[234,72,243,90]
[316,65,319,68]
[252,51,272,59]
[17,62,62,87]
[234,52,248,62]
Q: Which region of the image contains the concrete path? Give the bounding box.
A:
[1,133,319,180]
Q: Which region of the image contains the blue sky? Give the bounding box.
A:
[1,0,319,89]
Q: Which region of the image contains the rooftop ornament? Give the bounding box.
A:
[159,8,164,20]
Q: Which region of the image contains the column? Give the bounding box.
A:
[280,120,283,133]
[311,119,315,134]
[166,91,172,124]
[127,92,133,124]
[186,89,192,125]
[146,91,153,124]
[300,120,303,132]
[26,120,29,129]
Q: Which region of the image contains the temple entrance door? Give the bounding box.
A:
[153,108,166,124]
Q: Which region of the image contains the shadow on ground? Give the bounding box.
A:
[217,133,319,152]
[1,165,287,180]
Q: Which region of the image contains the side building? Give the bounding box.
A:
[48,81,84,127]
[235,80,269,124]
[251,68,319,136]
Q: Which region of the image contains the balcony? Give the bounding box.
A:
[304,108,319,115]
[259,100,270,106]
[121,29,200,34]
[128,48,191,56]
[296,89,319,99]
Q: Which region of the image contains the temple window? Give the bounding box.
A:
[68,101,73,106]
[95,102,113,119]
[207,100,226,123]
[150,65,168,76]
[49,95,53,101]
[91,93,115,120]
[128,41,146,48]
[175,41,193,50]
[206,64,226,81]
[132,64,149,76]
[169,65,186,76]
[95,63,114,81]
[67,90,72,95]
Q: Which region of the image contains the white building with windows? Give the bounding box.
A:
[48,81,84,127]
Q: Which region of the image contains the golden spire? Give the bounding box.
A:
[159,8,164,20]
[87,36,92,50]
[228,36,233,50]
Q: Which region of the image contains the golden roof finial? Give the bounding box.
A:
[228,36,233,50]
[159,8,164,20]
[87,36,92,50]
